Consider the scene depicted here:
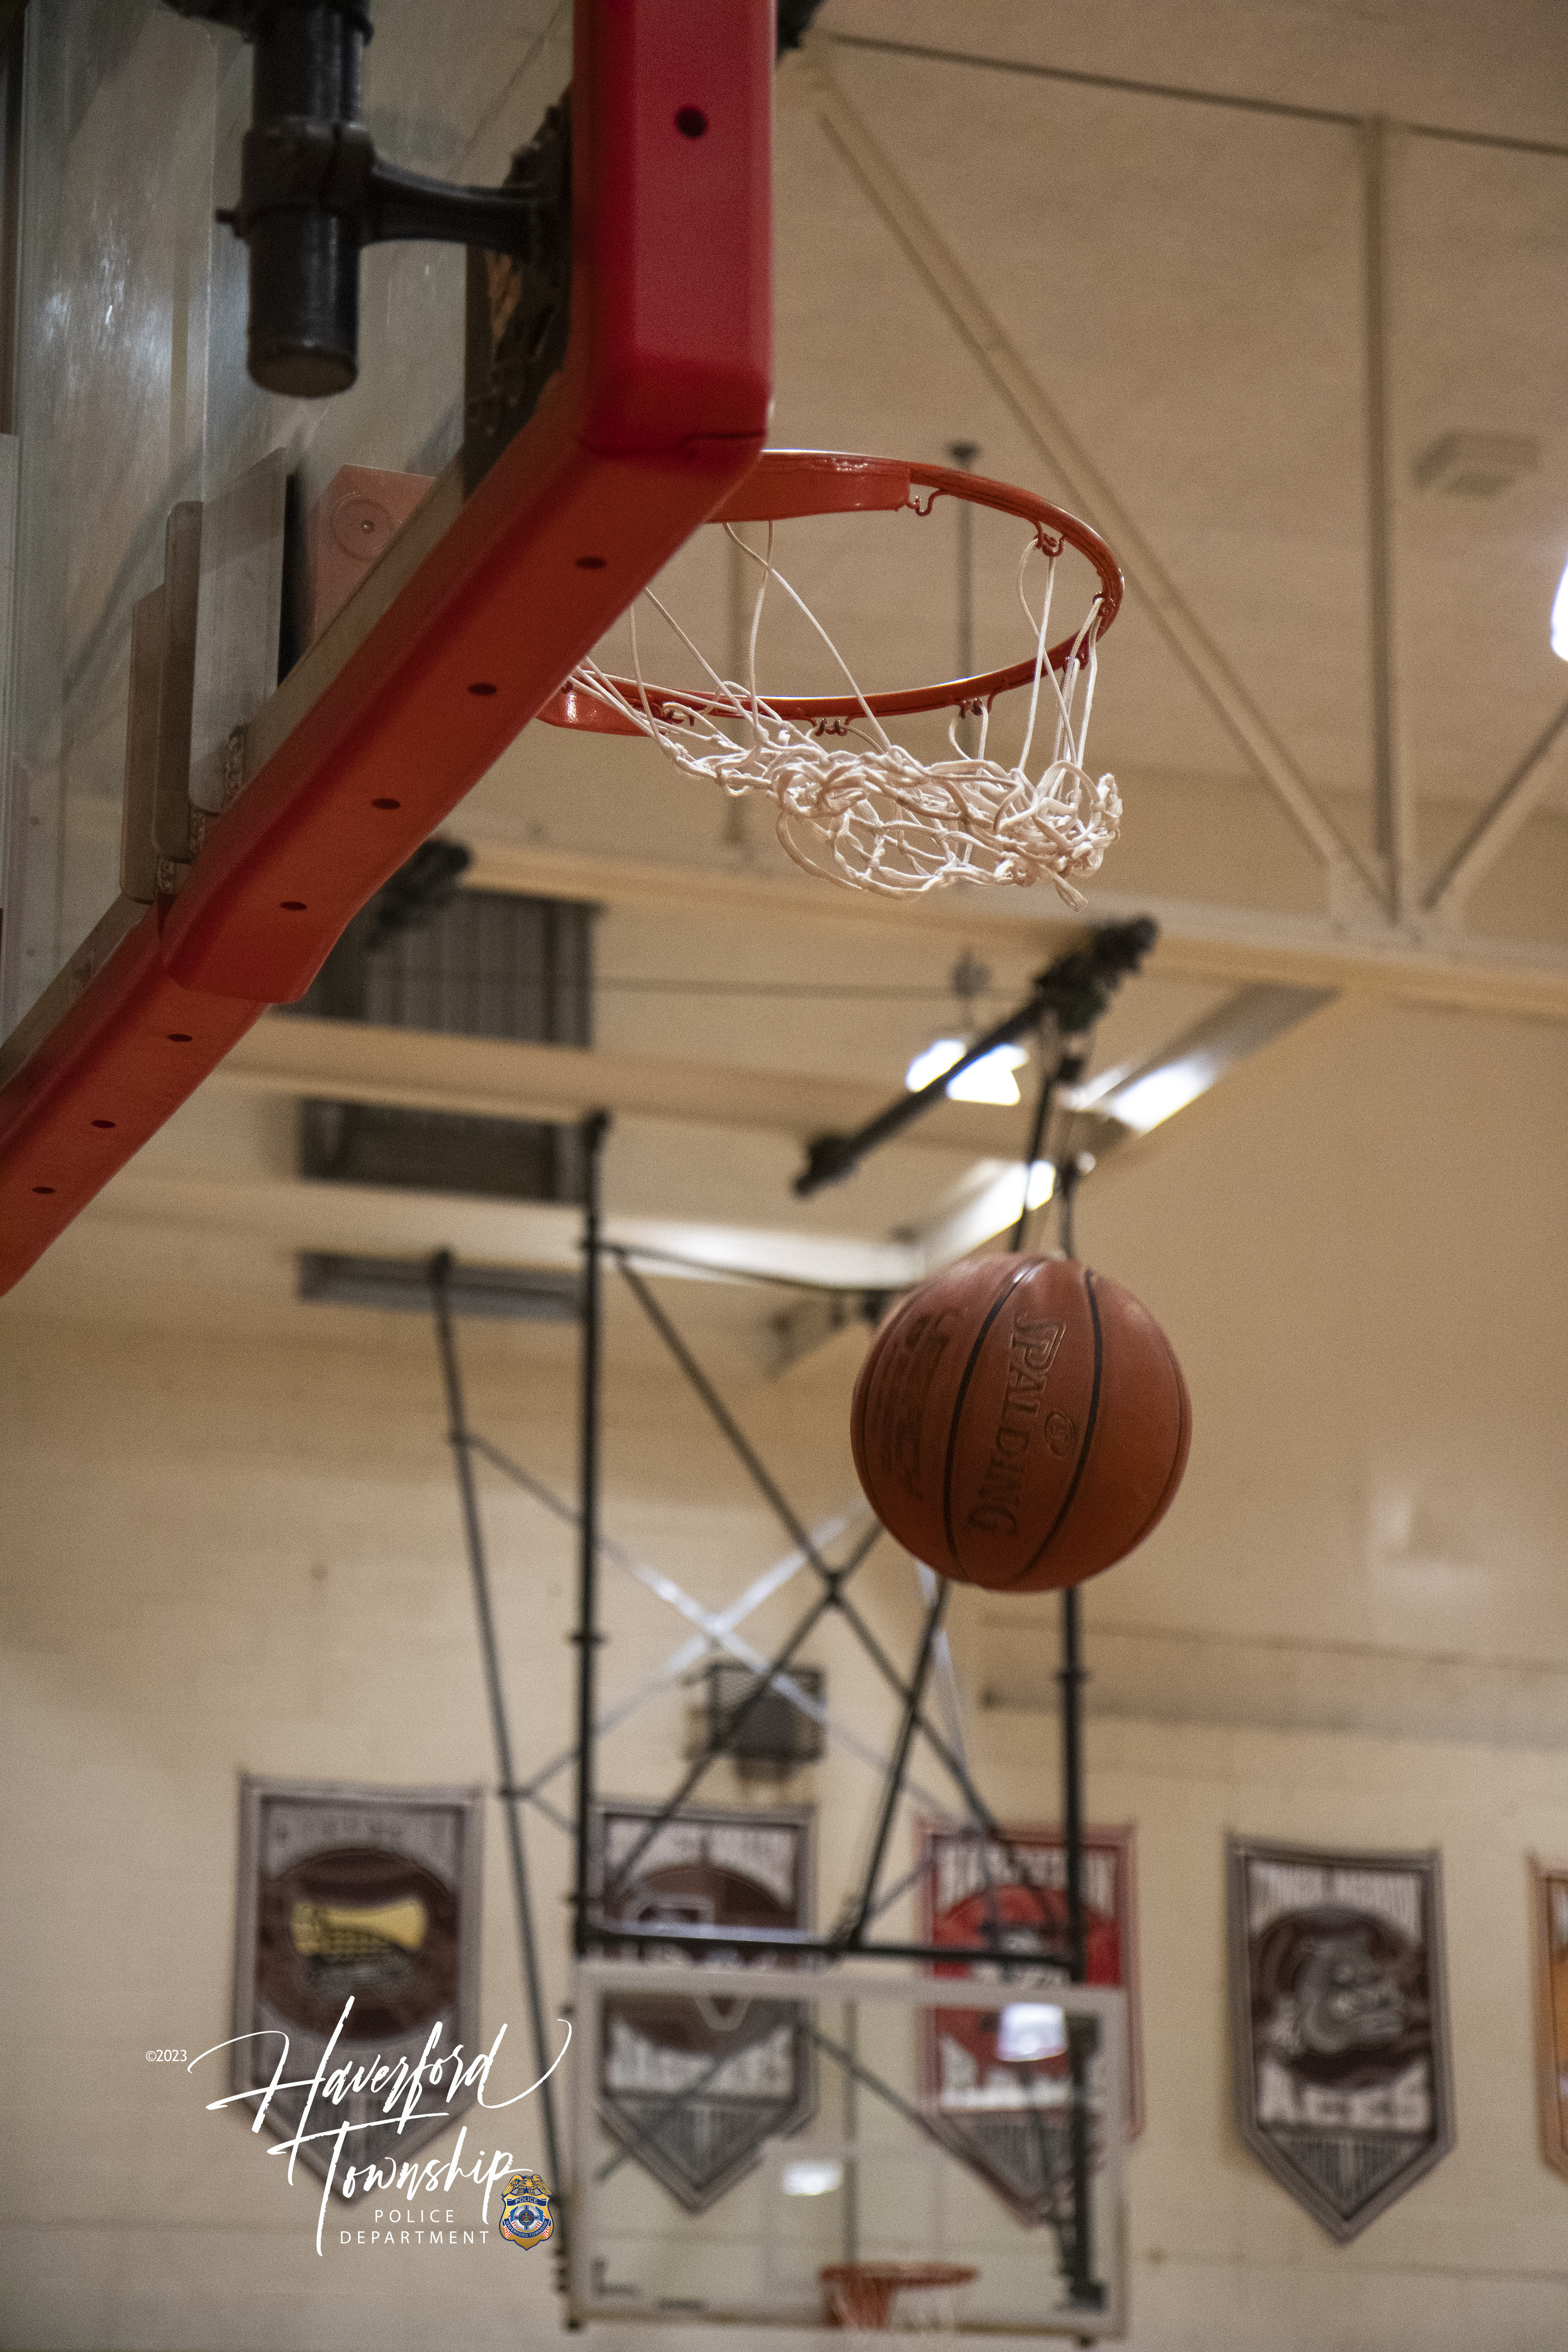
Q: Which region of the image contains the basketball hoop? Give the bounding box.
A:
[540,452,1124,904]
[820,2259,979,2339]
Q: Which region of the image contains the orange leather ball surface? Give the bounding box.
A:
[849,1254,1191,1592]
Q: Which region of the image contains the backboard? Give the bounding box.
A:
[569,1958,1129,2339]
[0,0,772,1291]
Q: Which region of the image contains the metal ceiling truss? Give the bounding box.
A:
[800,31,1568,945]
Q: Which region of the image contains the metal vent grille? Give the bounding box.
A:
[705,1662,826,1771]
[298,1254,581,1321]
[300,1100,587,1203]
[290,888,594,1045]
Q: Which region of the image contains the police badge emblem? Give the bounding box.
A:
[1228,1837,1455,2240]
[499,2170,554,2247]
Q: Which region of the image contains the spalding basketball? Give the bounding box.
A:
[850,1254,1190,1592]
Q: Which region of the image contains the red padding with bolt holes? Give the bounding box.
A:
[0,0,771,1295]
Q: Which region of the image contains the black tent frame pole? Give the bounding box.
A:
[429,1251,561,2192]
[1011,1029,1100,2320]
[793,917,1156,1197]
[573,1112,611,1960]
[845,1580,950,1942]
[1057,1192,1098,2321]
[1060,1586,1088,1984]
[605,1250,1060,1916]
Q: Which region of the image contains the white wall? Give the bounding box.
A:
[3,990,1566,2351]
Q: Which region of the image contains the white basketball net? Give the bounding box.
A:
[566,528,1120,904]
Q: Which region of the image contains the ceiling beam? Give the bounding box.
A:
[1422,697,1568,923]
[216,1013,1029,1158]
[463,840,1568,1023]
[1362,117,1414,925]
[798,32,1383,917]
[69,1167,921,1295]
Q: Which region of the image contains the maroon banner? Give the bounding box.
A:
[918,1821,1141,2227]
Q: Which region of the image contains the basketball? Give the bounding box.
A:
[850,1254,1191,1592]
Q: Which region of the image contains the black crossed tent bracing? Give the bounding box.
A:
[425,1069,1127,2313]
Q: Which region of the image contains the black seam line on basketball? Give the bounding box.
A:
[1008,1265,1103,1588]
[940,1260,1038,1572]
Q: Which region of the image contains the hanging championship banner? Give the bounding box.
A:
[1227,1837,1455,2240]
[590,1800,816,2212]
[230,1775,484,2190]
[917,1820,1142,2226]
[1529,1857,1568,2181]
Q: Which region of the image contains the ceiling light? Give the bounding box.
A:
[997,2002,1067,2063]
[1552,561,1568,662]
[782,2158,842,2197]
[1025,1159,1054,1209]
[1074,984,1336,1139]
[904,1037,1029,1105]
[1103,1058,1212,1135]
[949,1045,1028,1104]
[915,985,1336,1268]
[905,1037,965,1091]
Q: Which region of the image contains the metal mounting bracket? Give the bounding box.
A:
[167,0,565,396]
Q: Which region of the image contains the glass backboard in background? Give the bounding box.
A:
[570,1960,1130,2340]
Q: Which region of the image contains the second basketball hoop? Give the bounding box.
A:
[539,451,1125,903]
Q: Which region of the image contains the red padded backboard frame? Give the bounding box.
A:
[0,0,771,1293]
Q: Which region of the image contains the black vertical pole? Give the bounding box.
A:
[573,1112,611,1958]
[430,1252,562,2191]
[1059,1585,1087,1984]
[1056,1143,1096,2315]
[1059,1590,1098,2310]
[948,439,979,751]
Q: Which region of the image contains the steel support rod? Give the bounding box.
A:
[1059,1585,1088,1984]
[1423,694,1568,920]
[1363,115,1412,922]
[615,1250,835,1574]
[846,1581,951,1940]
[597,1581,843,1902]
[793,920,1154,1198]
[572,1112,611,1958]
[949,438,980,755]
[1010,1035,1077,1254]
[575,1919,1069,1965]
[429,1251,561,2190]
[614,1248,1029,1838]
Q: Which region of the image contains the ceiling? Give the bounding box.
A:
[4,0,1567,1332]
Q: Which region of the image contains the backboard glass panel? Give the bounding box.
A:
[570,1960,1129,2339]
[0,0,569,1037]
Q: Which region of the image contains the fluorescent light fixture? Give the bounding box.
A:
[905,1037,1029,1105]
[1025,1159,1054,1209]
[914,985,1336,1269]
[782,2158,843,2197]
[1552,559,1568,661]
[949,1044,1028,1105]
[997,2002,1067,2063]
[1102,1057,1212,1136]
[1073,985,1336,1140]
[905,1037,965,1091]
